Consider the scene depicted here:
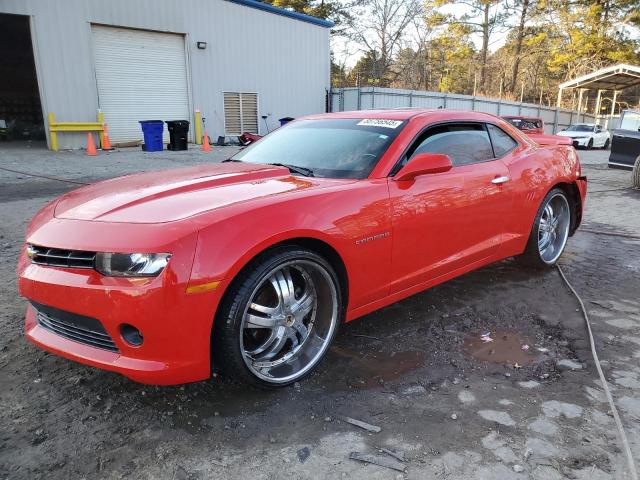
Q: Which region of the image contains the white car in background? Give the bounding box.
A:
[556,123,611,149]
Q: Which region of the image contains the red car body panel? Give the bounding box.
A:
[18,110,587,385]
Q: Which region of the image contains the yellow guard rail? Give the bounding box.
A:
[48,112,105,151]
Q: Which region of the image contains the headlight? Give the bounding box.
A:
[95,252,171,277]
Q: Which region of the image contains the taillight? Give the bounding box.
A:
[576,154,583,178]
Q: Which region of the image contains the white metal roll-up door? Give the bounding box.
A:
[92,25,190,143]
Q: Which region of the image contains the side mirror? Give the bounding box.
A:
[394,153,453,181]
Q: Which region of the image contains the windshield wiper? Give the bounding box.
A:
[222,158,242,163]
[268,163,314,177]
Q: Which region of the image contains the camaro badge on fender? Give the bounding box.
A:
[355,232,390,245]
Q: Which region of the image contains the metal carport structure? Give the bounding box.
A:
[556,64,640,123]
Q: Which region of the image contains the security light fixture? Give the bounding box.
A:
[196,41,207,50]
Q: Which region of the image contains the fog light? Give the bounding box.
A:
[120,324,143,346]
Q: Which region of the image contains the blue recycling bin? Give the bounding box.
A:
[139,120,164,152]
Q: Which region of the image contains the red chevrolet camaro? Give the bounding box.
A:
[502,115,573,147]
[17,110,587,388]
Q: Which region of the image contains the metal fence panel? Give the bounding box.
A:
[331,92,341,112]
[474,100,499,115]
[540,109,556,124]
[374,92,411,109]
[342,89,359,111]
[499,104,520,116]
[521,106,541,117]
[330,87,603,134]
[446,97,474,110]
[410,94,444,109]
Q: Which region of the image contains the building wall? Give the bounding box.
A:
[1,0,331,148]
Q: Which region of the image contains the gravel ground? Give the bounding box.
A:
[1,144,639,479]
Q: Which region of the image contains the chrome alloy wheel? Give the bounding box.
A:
[239,260,338,384]
[537,193,570,264]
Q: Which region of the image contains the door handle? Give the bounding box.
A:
[491,176,510,185]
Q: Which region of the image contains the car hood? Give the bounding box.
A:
[556,131,592,138]
[53,162,331,223]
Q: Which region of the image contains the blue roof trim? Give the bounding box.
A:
[225,0,334,28]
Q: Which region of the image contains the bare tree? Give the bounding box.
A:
[425,0,508,93]
[344,0,424,84]
[504,0,537,93]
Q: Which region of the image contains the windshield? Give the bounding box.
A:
[566,124,593,132]
[231,118,406,179]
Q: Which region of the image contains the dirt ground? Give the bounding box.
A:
[1,145,639,479]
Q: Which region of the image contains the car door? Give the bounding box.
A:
[610,129,640,167]
[388,122,513,294]
[609,110,640,167]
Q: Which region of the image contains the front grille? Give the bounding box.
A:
[28,245,96,269]
[32,302,119,352]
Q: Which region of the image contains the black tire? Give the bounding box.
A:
[603,138,610,150]
[213,247,342,388]
[587,138,593,150]
[633,155,640,190]
[518,188,572,268]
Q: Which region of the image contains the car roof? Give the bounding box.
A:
[302,109,506,123]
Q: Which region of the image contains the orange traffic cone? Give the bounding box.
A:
[86,132,97,156]
[202,131,211,152]
[101,124,113,151]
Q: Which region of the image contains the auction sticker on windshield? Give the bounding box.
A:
[357,119,403,129]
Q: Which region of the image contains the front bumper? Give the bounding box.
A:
[18,240,225,385]
[570,137,590,147]
[574,175,588,232]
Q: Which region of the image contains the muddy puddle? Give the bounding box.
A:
[330,346,426,388]
[463,330,543,366]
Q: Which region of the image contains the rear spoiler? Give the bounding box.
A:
[528,134,573,146]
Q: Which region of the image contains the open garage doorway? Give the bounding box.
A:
[0,13,45,148]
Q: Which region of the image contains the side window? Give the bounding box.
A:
[406,123,494,167]
[487,124,518,157]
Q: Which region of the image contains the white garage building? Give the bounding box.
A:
[0,0,332,149]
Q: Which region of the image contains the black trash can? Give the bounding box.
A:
[165,120,190,151]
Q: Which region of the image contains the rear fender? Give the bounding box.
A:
[502,145,583,255]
